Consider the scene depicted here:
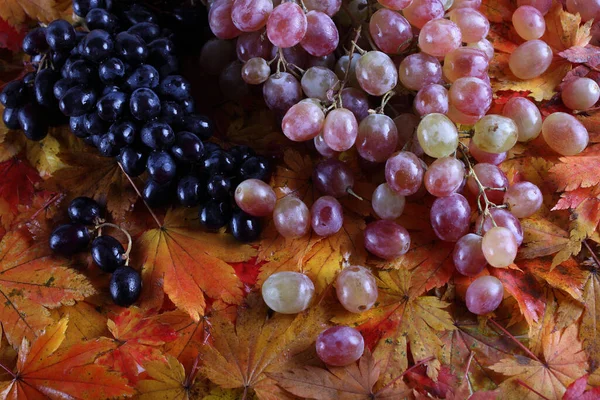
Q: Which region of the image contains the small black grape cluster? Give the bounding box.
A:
[49,196,142,307]
[1,0,271,242]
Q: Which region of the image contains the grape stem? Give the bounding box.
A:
[377,90,395,114]
[95,222,133,265]
[346,187,364,201]
[516,380,550,400]
[117,162,163,228]
[296,0,309,13]
[488,319,543,364]
[335,26,362,109]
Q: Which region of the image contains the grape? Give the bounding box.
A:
[110,266,142,307]
[453,233,487,276]
[73,0,112,16]
[418,19,462,58]
[443,47,489,83]
[0,81,27,108]
[18,104,49,141]
[385,151,423,196]
[356,51,398,96]
[91,235,125,273]
[340,88,370,121]
[313,158,354,198]
[469,140,507,165]
[304,0,342,16]
[230,211,262,243]
[183,115,214,140]
[473,115,519,154]
[263,72,303,114]
[372,183,406,220]
[199,200,231,231]
[126,65,160,91]
[398,53,442,91]
[129,88,161,121]
[311,196,344,237]
[242,57,271,85]
[86,8,118,32]
[2,108,20,130]
[68,197,102,225]
[378,0,413,10]
[314,133,338,158]
[209,0,241,39]
[335,54,360,88]
[267,2,307,48]
[282,101,325,142]
[323,108,358,152]
[566,0,600,22]
[301,67,339,101]
[541,112,589,156]
[504,181,543,218]
[448,8,490,43]
[447,104,482,125]
[356,114,398,162]
[414,84,449,116]
[509,40,553,80]
[97,91,128,122]
[49,223,91,256]
[141,121,175,149]
[46,19,77,51]
[512,6,546,40]
[240,156,271,181]
[449,77,492,118]
[99,58,126,85]
[207,175,232,200]
[364,220,411,260]
[273,196,311,238]
[466,163,509,205]
[482,226,518,268]
[394,113,420,149]
[147,151,176,184]
[477,208,524,246]
[369,8,413,55]
[416,113,459,158]
[307,54,337,69]
[34,69,59,108]
[517,0,551,14]
[236,31,272,62]
[271,45,309,69]
[22,27,49,55]
[301,11,339,57]
[502,97,542,142]
[430,193,471,242]
[450,0,481,9]
[336,265,378,313]
[176,176,202,207]
[262,271,315,314]
[231,0,273,32]
[403,0,445,29]
[425,157,465,197]
[466,39,495,60]
[316,326,364,366]
[465,276,504,315]
[128,22,160,42]
[561,77,600,110]
[235,179,277,217]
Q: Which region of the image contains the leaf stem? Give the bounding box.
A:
[584,240,600,268]
[0,360,15,378]
[95,222,133,265]
[488,319,542,364]
[379,355,435,394]
[516,379,550,400]
[184,354,201,389]
[117,162,163,228]
[24,192,63,224]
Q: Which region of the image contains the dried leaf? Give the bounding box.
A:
[480,0,514,23]
[519,217,570,260]
[137,355,207,400]
[563,374,600,400]
[0,19,24,52]
[53,300,109,347]
[580,263,600,371]
[0,158,42,230]
[559,45,600,68]
[550,145,600,192]
[490,268,545,326]
[0,0,62,27]
[24,130,64,178]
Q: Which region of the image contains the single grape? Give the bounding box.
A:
[313,158,354,198]
[482,226,518,268]
[126,65,159,91]
[517,0,552,14]
[566,0,600,22]
[2,108,20,130]
[403,0,445,29]
[240,156,271,181]
[127,22,160,42]
[22,27,49,55]
[466,38,495,60]
[336,265,378,313]
[262,271,315,314]
[68,196,102,225]
[323,108,358,152]
[448,77,492,118]
[91,235,125,273]
[502,97,542,142]
[465,276,504,315]
[230,211,262,242]
[414,84,449,116]
[335,54,360,88]
[235,179,277,217]
[147,151,176,184]
[130,88,161,121]
[443,47,489,83]
[364,220,411,260]
[301,66,339,101]
[141,121,175,149]
[311,196,343,237]
[273,196,311,238]
[231,0,273,32]
[356,114,398,162]
[541,112,589,156]
[46,19,77,51]
[466,163,509,205]
[314,133,338,158]
[240,57,270,85]
[430,193,471,242]
[236,31,272,62]
[385,151,424,196]
[176,176,202,207]
[512,6,546,40]
[477,208,524,246]
[207,174,232,200]
[561,77,600,110]
[416,113,459,158]
[73,0,112,16]
[183,114,214,140]
[307,54,337,69]
[369,8,413,55]
[425,157,465,197]
[267,2,307,48]
[355,51,398,96]
[504,181,543,218]
[377,0,412,10]
[110,266,142,307]
[398,53,442,91]
[473,115,519,154]
[448,8,490,43]
[263,72,303,114]
[199,200,231,231]
[509,40,553,80]
[469,140,507,165]
[300,11,339,57]
[304,0,341,15]
[49,223,91,256]
[418,18,462,58]
[316,326,365,366]
[372,183,406,220]
[340,88,370,121]
[453,233,487,276]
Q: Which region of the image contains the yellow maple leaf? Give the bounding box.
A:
[25,131,64,178]
[0,0,66,27]
[137,355,209,400]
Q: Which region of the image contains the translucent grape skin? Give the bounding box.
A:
[502,97,542,142]
[517,0,552,15]
[469,140,507,165]
[313,158,354,198]
[262,271,315,314]
[504,181,543,218]
[509,40,553,80]
[316,326,365,367]
[473,115,519,154]
[416,113,459,158]
[356,51,398,96]
[482,226,518,268]
[466,163,509,205]
[453,233,488,276]
[241,57,270,84]
[336,265,378,313]
[414,84,449,116]
[443,47,489,83]
[263,72,303,114]
[448,8,490,43]
[541,112,589,156]
[377,0,413,10]
[398,53,442,91]
[340,88,370,122]
[566,0,600,22]
[477,208,524,246]
[450,0,482,9]
[273,196,311,238]
[314,133,338,158]
[449,77,492,118]
[234,179,277,217]
[304,0,342,16]
[561,77,600,110]
[323,108,359,152]
[301,11,339,57]
[356,114,399,162]
[430,193,471,242]
[425,157,465,197]
[267,2,307,49]
[512,6,546,40]
[372,183,406,220]
[467,39,495,60]
[364,220,411,260]
[369,8,413,55]
[465,276,504,315]
[418,18,462,58]
[236,30,272,62]
[311,196,344,237]
[209,0,241,39]
[403,0,445,29]
[282,101,325,142]
[231,0,273,32]
[385,151,424,196]
[301,66,339,101]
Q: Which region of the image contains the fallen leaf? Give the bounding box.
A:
[522,257,586,301]
[52,300,109,347]
[542,2,590,51]
[576,113,600,143]
[0,128,24,163]
[0,158,42,230]
[580,260,600,371]
[559,45,600,68]
[550,145,600,192]
[0,0,61,27]
[24,130,64,178]
[480,0,514,23]
[490,268,545,326]
[136,355,208,400]
[0,19,24,52]
[519,216,570,260]
[563,374,600,400]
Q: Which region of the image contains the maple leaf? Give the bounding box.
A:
[577,113,600,143]
[0,158,42,230]
[0,317,133,399]
[559,45,600,69]
[97,307,177,384]
[135,208,254,321]
[269,350,411,400]
[579,257,600,371]
[24,130,65,178]
[550,145,600,192]
[136,355,208,400]
[198,294,331,399]
[0,229,95,347]
[0,19,24,52]
[490,324,588,400]
[490,268,545,326]
[0,0,62,27]
[52,300,109,347]
[563,374,600,400]
[521,257,586,301]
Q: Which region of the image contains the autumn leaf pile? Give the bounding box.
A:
[0,0,600,399]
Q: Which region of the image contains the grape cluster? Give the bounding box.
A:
[49,196,142,307]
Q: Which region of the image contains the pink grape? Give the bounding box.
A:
[273,196,311,238]
[424,157,465,197]
[241,57,270,84]
[448,8,490,43]
[517,0,552,14]
[304,0,342,16]
[271,45,308,69]
[219,61,250,101]
[369,9,413,55]
[418,18,462,58]
[336,265,378,313]
[561,77,600,110]
[398,53,442,91]
[467,39,495,60]
[364,220,411,260]
[482,226,518,267]
[263,72,302,114]
[453,233,487,276]
[502,97,542,142]
[372,183,406,220]
[267,2,307,49]
[209,0,241,39]
[282,101,325,142]
[541,112,589,156]
[415,84,449,116]
[301,67,339,101]
[509,40,553,80]
[231,0,273,32]
[430,193,471,242]
[377,0,413,10]
[403,0,445,29]
[200,39,236,75]
[340,88,370,121]
[469,140,507,165]
[262,271,315,314]
[235,179,277,216]
[311,196,344,237]
[504,181,543,218]
[449,77,492,117]
[450,0,482,9]
[314,133,338,158]
[477,208,524,246]
[566,0,600,22]
[385,151,424,196]
[316,326,365,366]
[447,104,483,125]
[301,11,339,57]
[466,163,509,205]
[443,47,489,83]
[236,30,272,61]
[356,114,399,162]
[323,108,359,152]
[512,5,546,40]
[313,158,354,198]
[356,51,398,96]
[465,276,504,315]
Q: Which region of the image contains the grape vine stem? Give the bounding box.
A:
[117,162,163,228]
[335,26,362,109]
[95,222,133,265]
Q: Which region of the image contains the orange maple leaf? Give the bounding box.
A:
[579,257,600,372]
[0,317,133,399]
[550,145,600,192]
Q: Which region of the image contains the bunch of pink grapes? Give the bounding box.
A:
[205,0,595,326]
